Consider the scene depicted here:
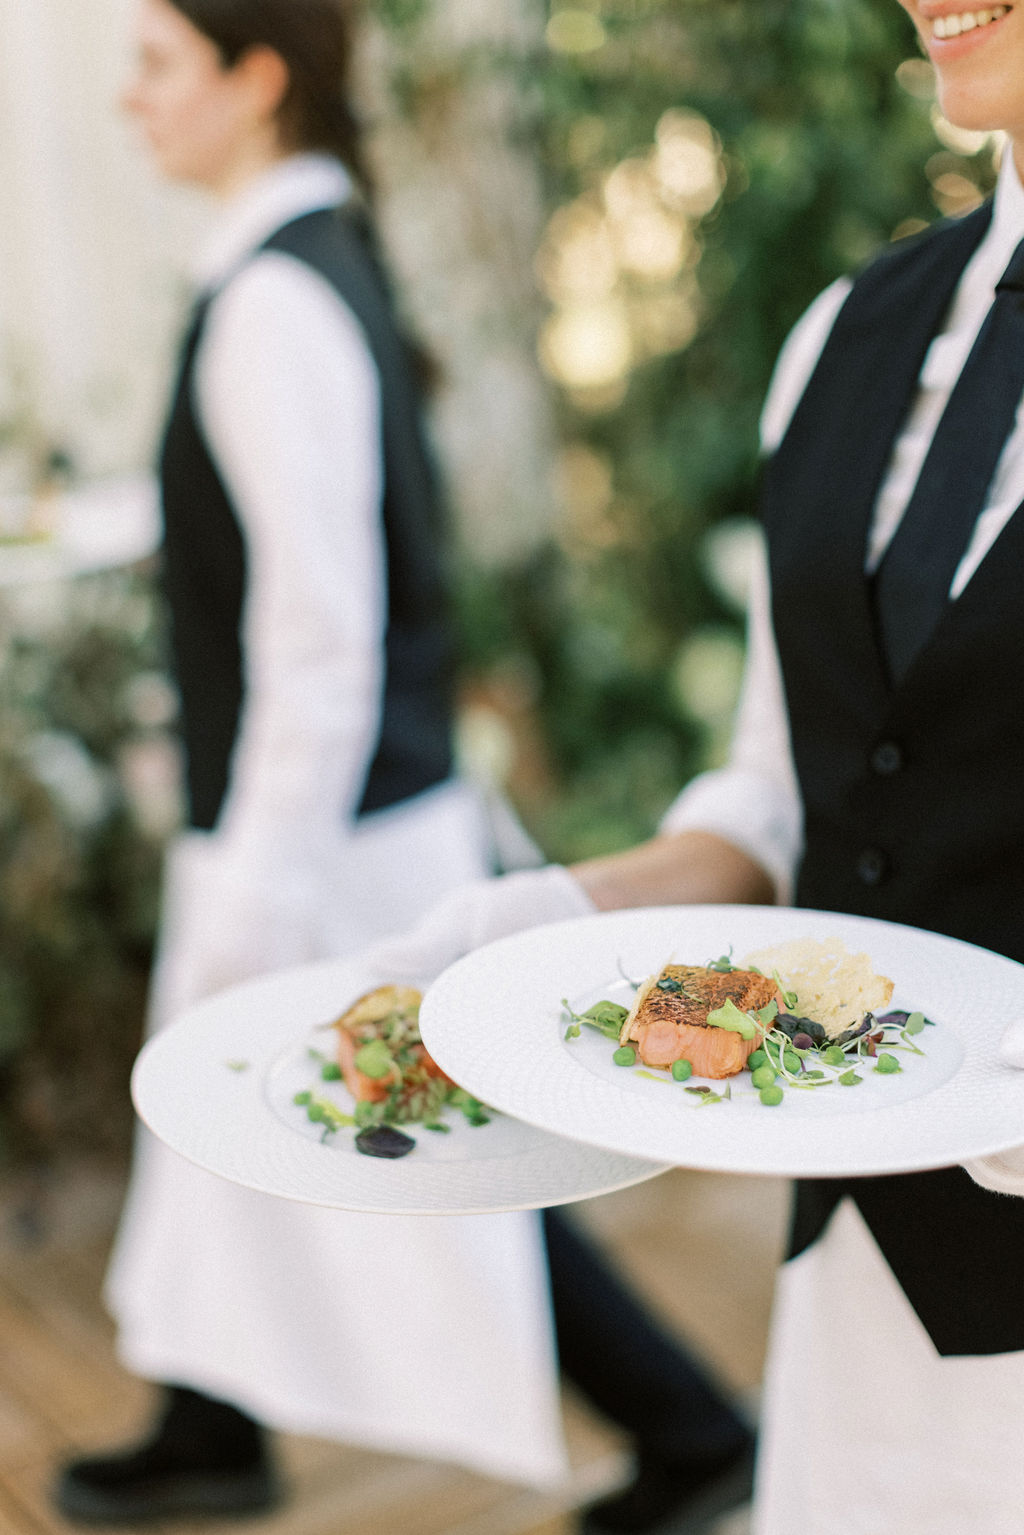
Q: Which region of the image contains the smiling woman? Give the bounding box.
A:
[899,0,1024,142]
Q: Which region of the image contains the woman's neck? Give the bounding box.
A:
[207,133,289,202]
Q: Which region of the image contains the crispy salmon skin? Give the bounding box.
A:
[622,964,779,1079]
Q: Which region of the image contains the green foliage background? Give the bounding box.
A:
[453,0,996,860]
[0,0,1000,1163]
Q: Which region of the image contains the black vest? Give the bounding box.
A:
[762,202,1024,1356]
[159,205,454,831]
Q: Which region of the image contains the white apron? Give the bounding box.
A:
[106,782,568,1487]
[753,1198,1024,1535]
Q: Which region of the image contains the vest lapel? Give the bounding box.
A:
[763,203,994,721]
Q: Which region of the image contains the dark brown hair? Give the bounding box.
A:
[169,0,372,195]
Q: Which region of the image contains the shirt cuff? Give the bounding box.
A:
[962,1149,1024,1198]
[659,766,803,904]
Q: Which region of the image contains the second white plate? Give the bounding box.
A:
[131,955,668,1214]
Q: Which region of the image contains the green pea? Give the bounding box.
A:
[751,1064,777,1090]
[613,1045,637,1067]
[823,1046,847,1067]
[671,1059,693,1082]
[783,1051,801,1074]
[293,1090,312,1106]
[759,1085,784,1106]
[320,1062,343,1081]
[874,1053,901,1074]
[748,1049,767,1071]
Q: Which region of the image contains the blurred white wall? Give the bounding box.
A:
[0,0,204,485]
[0,0,555,558]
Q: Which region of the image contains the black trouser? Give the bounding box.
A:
[542,1208,751,1468]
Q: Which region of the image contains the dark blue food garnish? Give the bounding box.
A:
[775,1013,827,1044]
[834,1014,874,1047]
[355,1126,416,1159]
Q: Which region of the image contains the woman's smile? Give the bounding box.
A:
[920,4,1013,52]
[899,0,1024,156]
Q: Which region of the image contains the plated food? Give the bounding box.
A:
[564,936,928,1107]
[293,984,491,1158]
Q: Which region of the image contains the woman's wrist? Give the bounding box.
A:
[570,829,776,912]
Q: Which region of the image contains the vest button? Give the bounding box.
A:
[870,740,904,776]
[856,848,889,886]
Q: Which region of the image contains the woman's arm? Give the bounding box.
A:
[196,250,386,870]
[572,827,775,911]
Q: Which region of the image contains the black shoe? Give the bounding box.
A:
[53,1386,283,1526]
[579,1439,756,1535]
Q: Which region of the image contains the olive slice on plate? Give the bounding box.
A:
[355,1126,416,1159]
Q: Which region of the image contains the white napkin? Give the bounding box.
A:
[962,1020,1024,1196]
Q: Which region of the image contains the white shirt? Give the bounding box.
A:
[184,154,388,906]
[663,151,1024,904]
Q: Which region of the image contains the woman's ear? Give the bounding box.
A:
[235,44,290,128]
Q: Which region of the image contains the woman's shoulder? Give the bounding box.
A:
[194,250,380,425]
[204,247,376,364]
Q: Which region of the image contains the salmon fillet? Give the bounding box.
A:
[622,964,779,1079]
[331,985,453,1105]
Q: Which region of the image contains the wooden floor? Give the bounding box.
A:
[0,1160,789,1535]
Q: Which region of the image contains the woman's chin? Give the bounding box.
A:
[936,77,1023,143]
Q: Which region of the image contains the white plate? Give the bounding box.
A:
[418,905,1024,1178]
[131,955,668,1214]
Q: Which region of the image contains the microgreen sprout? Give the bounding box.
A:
[772,970,799,1010]
[562,998,629,1041]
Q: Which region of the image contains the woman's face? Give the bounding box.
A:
[122,0,279,192]
[896,2,1024,149]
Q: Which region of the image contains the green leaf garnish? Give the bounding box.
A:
[301,1093,356,1131]
[354,1038,394,1079]
[561,998,627,1040]
[705,997,758,1040]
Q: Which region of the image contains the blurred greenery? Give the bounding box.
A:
[0,0,1002,1163]
[449,0,998,859]
[0,574,165,1165]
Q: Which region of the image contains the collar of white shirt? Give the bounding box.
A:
[191,153,354,293]
[937,143,1024,334]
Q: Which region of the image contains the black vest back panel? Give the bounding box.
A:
[159,206,454,831]
[761,204,1024,1355]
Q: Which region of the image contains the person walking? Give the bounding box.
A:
[56,5,756,1530]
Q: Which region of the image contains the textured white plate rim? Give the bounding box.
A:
[130,954,668,1215]
[418,904,1024,1178]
